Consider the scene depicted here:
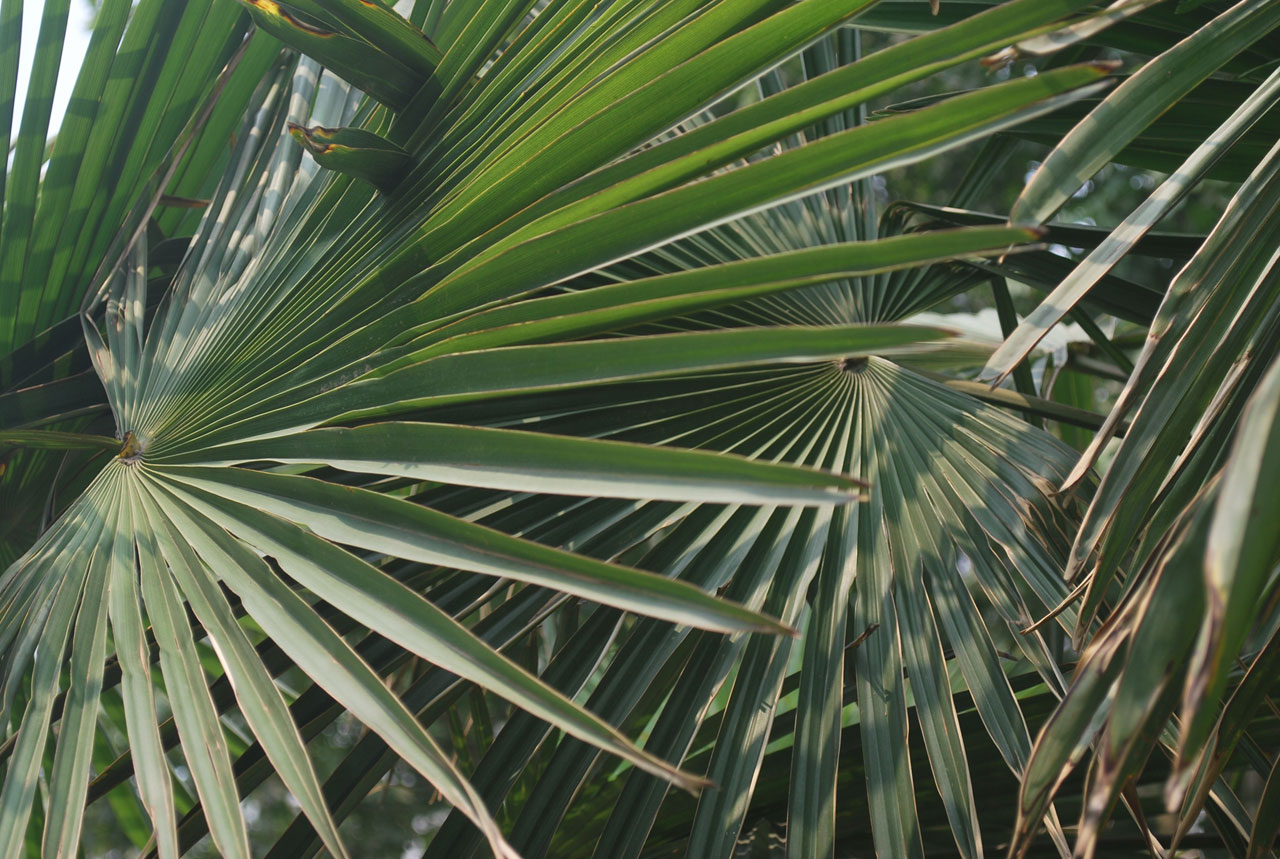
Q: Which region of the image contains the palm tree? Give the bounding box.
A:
[2,1,1277,858]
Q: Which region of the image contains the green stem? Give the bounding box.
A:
[921,373,1125,435]
[989,275,1043,426]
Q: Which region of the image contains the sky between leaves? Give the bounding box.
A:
[9,0,93,149]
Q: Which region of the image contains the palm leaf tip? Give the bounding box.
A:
[287,122,411,192]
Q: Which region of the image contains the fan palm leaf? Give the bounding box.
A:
[284,16,1152,859]
[0,0,282,566]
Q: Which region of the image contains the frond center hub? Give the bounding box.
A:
[117,432,145,464]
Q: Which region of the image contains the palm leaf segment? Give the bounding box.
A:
[0,0,1121,856]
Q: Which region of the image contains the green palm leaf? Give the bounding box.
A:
[0,0,1118,855]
